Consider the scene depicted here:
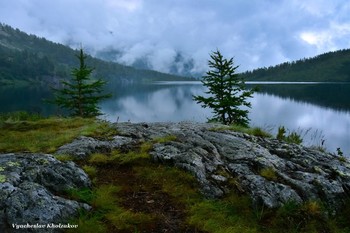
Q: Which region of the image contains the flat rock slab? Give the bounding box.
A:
[0,153,91,233]
[56,135,133,159]
[116,122,350,210]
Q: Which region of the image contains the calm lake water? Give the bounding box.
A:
[0,81,349,156]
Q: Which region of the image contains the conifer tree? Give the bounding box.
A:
[51,48,111,117]
[193,50,253,126]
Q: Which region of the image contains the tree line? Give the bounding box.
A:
[239,49,350,82]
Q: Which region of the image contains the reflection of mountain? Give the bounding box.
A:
[251,84,350,112]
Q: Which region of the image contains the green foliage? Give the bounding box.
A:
[0,111,43,123]
[106,208,155,231]
[240,49,350,82]
[210,125,271,139]
[0,23,192,86]
[337,147,344,157]
[67,210,107,233]
[88,153,111,165]
[66,188,95,204]
[93,184,121,210]
[276,126,303,145]
[220,125,271,137]
[287,132,303,144]
[267,200,328,233]
[193,49,254,126]
[188,193,258,233]
[111,150,150,165]
[82,165,98,178]
[276,126,286,141]
[50,49,111,117]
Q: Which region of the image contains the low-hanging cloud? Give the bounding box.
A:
[1,0,350,75]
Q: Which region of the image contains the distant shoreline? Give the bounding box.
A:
[154,80,350,85]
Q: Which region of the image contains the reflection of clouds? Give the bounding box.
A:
[101,86,211,123]
[250,93,350,155]
[101,84,349,156]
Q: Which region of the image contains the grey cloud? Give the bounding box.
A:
[1,0,350,74]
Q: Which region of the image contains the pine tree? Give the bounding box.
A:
[193,50,253,126]
[51,48,111,117]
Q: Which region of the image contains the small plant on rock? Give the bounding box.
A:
[276,126,303,145]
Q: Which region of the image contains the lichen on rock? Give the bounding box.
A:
[115,122,350,211]
[0,153,91,233]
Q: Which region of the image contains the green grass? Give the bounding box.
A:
[88,153,112,165]
[212,124,272,138]
[105,207,155,231]
[68,183,154,232]
[1,112,349,232]
[82,165,98,178]
[55,154,75,162]
[110,149,150,165]
[188,194,259,233]
[153,135,177,143]
[0,114,117,153]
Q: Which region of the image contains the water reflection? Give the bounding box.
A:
[101,84,211,122]
[0,82,349,156]
[253,83,350,112]
[101,83,350,156]
[249,93,350,155]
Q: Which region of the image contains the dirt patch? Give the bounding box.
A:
[94,163,205,233]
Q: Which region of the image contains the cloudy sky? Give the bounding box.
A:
[1,0,350,74]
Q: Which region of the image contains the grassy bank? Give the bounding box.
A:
[0,112,349,232]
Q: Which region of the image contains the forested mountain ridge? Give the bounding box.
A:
[240,49,350,82]
[0,23,191,86]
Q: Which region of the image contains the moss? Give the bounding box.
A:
[153,134,177,143]
[260,167,278,181]
[55,154,74,162]
[0,174,6,182]
[36,158,49,165]
[7,161,20,167]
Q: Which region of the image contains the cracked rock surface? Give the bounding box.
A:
[115,122,350,210]
[0,153,91,233]
[22,121,350,223]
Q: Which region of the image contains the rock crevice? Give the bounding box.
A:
[0,153,91,233]
[115,122,350,210]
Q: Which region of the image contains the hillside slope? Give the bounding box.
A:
[0,23,191,86]
[240,49,350,82]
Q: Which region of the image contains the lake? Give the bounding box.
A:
[0,81,349,156]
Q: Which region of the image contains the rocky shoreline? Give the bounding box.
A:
[1,121,350,232]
